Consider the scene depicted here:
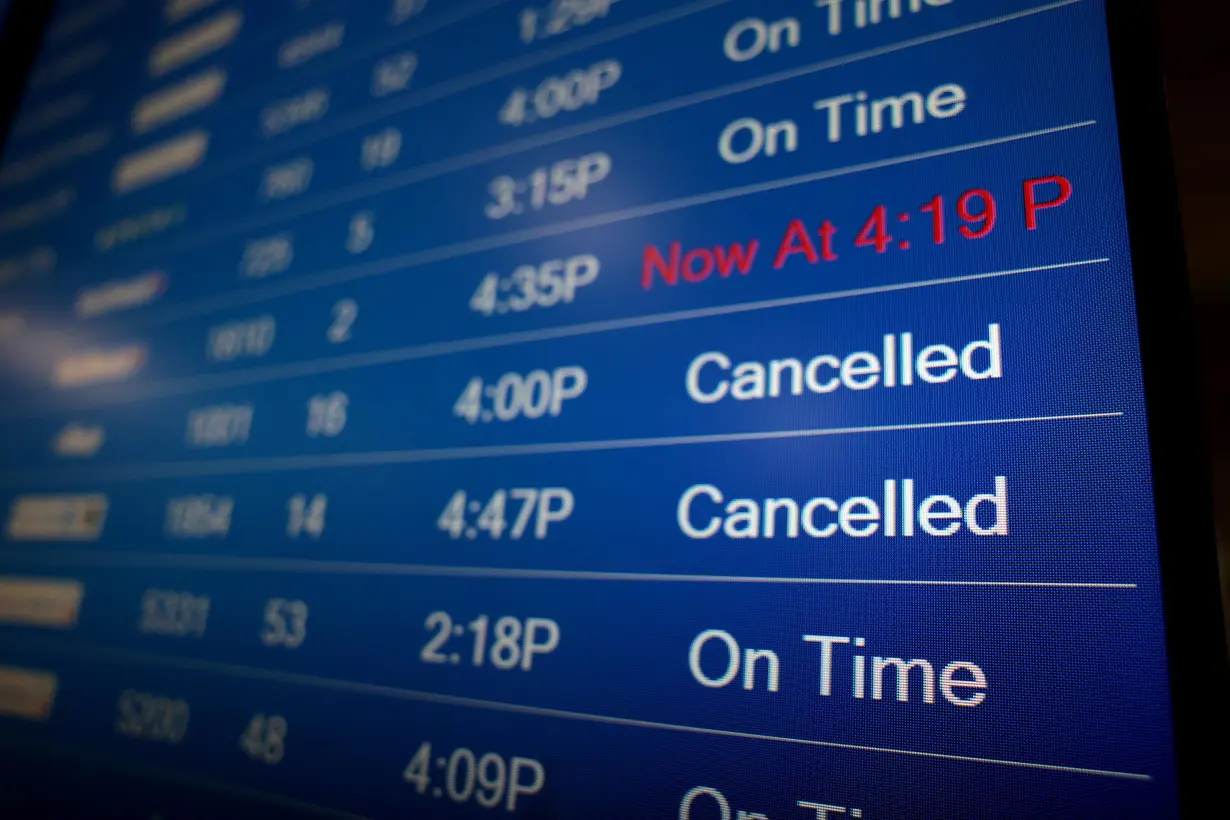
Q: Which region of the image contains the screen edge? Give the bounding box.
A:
[1103,0,1230,810]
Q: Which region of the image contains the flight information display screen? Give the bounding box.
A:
[0,1,1184,818]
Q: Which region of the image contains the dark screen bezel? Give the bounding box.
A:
[0,0,54,163]
[0,0,1225,815]
[1103,0,1230,812]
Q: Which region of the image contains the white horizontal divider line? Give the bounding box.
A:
[0,550,1140,588]
[3,637,1151,782]
[113,0,1083,274]
[70,257,1109,406]
[0,735,374,820]
[0,411,1125,484]
[119,119,1100,334]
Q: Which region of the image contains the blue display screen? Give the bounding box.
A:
[0,1,1179,818]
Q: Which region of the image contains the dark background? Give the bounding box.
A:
[1158,1,1230,635]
